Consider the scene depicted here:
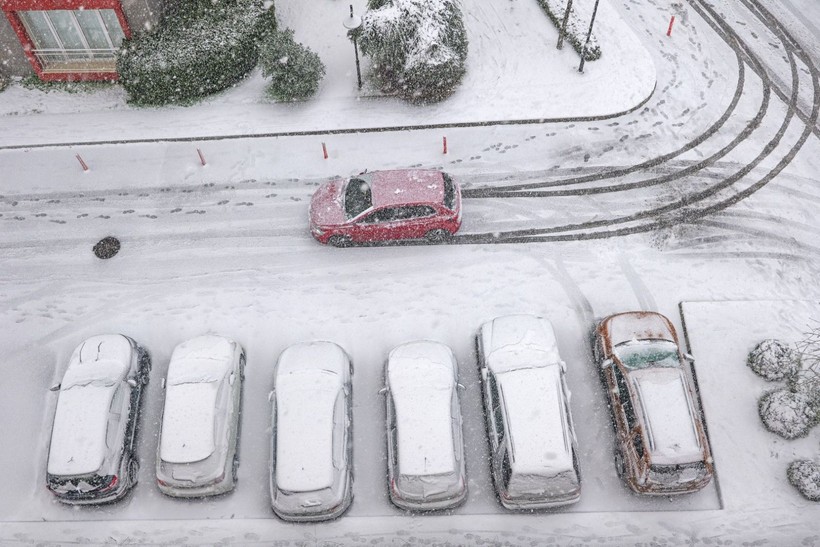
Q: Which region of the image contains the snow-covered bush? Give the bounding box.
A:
[536,0,601,61]
[259,29,325,102]
[747,339,800,381]
[117,0,275,105]
[0,73,9,93]
[758,388,817,439]
[787,460,820,502]
[356,0,468,103]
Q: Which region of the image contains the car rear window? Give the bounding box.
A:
[443,173,456,210]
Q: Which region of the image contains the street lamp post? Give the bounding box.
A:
[343,4,363,89]
[557,0,573,50]
[578,0,601,73]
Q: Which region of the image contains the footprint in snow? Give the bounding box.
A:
[186,210,206,215]
[218,200,229,205]
[122,210,134,214]
[171,208,182,213]
[50,220,67,224]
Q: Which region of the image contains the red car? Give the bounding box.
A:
[309,169,462,247]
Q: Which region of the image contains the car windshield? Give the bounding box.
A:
[344,175,373,219]
[613,339,680,370]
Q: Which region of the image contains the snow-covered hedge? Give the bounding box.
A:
[117,0,275,105]
[0,73,8,93]
[536,0,601,61]
[758,388,817,439]
[747,339,800,381]
[357,0,468,103]
[787,460,820,502]
[259,29,325,102]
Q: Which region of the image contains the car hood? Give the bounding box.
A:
[310,179,347,227]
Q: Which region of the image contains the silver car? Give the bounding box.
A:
[156,335,245,497]
[383,341,467,511]
[477,314,581,509]
[270,341,353,521]
[46,334,151,504]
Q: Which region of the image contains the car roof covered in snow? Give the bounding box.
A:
[481,314,562,374]
[166,335,237,385]
[274,342,349,492]
[387,341,457,477]
[631,368,703,465]
[48,334,134,476]
[367,169,446,209]
[496,366,574,476]
[604,311,676,348]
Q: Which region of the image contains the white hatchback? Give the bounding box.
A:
[156,335,245,497]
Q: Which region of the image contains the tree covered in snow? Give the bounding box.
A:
[117,0,276,105]
[787,459,820,502]
[355,0,468,103]
[747,339,800,381]
[259,29,325,102]
[758,388,817,440]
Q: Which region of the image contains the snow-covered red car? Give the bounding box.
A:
[46,334,151,504]
[309,169,462,247]
[156,335,245,498]
[593,311,713,495]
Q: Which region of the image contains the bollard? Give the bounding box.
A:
[76,154,89,172]
[443,136,448,155]
[322,142,328,160]
[197,148,206,166]
[667,15,675,37]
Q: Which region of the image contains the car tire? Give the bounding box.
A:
[128,459,140,487]
[425,229,452,243]
[328,235,352,248]
[232,454,239,483]
[613,447,625,479]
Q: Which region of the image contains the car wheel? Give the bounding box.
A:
[232,454,239,483]
[613,448,625,479]
[425,229,452,243]
[328,235,352,248]
[128,459,140,487]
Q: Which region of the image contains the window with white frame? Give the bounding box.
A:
[18,9,125,72]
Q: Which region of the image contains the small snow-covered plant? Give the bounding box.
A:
[758,388,817,440]
[259,29,325,102]
[0,73,9,93]
[356,0,468,103]
[117,0,275,105]
[535,0,601,61]
[747,339,800,381]
[787,459,820,502]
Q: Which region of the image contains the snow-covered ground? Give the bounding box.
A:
[1,0,820,544]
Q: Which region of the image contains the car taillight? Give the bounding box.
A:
[390,477,399,496]
[100,475,118,493]
[157,479,168,487]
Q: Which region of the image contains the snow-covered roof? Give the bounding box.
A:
[631,368,702,465]
[606,312,676,347]
[166,335,236,385]
[274,342,348,493]
[61,334,132,389]
[482,314,562,374]
[497,366,573,475]
[369,170,446,209]
[387,341,457,477]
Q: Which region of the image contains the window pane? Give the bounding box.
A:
[47,11,86,50]
[74,10,110,50]
[100,10,125,46]
[19,11,60,50]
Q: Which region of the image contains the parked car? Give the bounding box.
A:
[46,334,151,504]
[270,341,353,521]
[383,341,467,511]
[593,311,714,495]
[309,169,462,246]
[156,335,245,497]
[476,314,582,509]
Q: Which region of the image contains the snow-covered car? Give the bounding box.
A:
[156,335,245,498]
[476,314,582,509]
[270,341,353,521]
[593,311,714,495]
[46,334,151,504]
[383,341,467,511]
[309,169,462,247]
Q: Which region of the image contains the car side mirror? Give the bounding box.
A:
[684,353,695,362]
[378,386,388,395]
[268,390,274,402]
[126,378,138,388]
[457,383,466,391]
[161,377,166,389]
[49,383,61,392]
[229,372,235,386]
[601,358,614,369]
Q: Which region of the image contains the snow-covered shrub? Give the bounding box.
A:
[259,29,325,102]
[787,460,820,502]
[356,0,468,103]
[535,0,601,61]
[747,339,800,381]
[117,0,275,105]
[0,73,9,93]
[758,388,817,439]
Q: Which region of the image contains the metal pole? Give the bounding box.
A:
[557,0,573,50]
[578,0,601,73]
[353,36,362,89]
